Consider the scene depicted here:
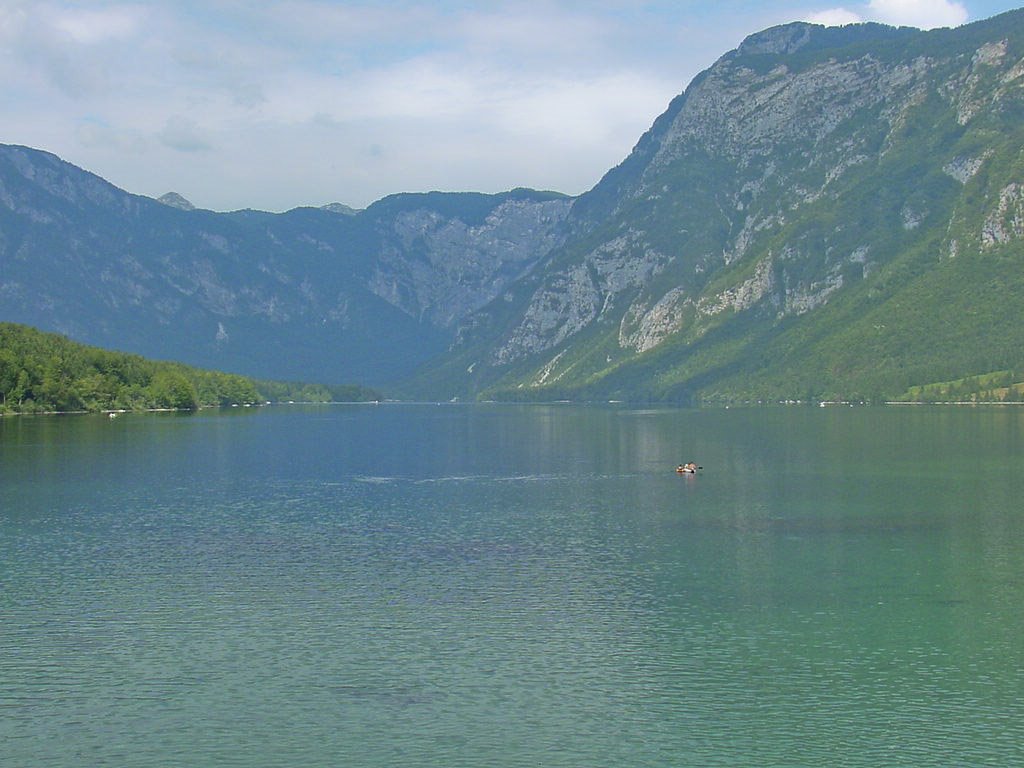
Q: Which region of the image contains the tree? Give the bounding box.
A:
[147,371,199,410]
[11,369,31,408]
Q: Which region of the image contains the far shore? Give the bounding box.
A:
[0,400,388,417]
[7,398,1024,417]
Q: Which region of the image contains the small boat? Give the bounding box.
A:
[676,463,699,474]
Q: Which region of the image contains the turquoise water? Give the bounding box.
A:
[2,404,1023,766]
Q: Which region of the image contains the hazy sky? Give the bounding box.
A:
[2,1,1020,211]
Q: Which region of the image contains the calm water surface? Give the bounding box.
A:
[2,404,1023,766]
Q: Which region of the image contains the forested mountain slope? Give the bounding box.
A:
[412,10,1024,403]
[0,322,378,414]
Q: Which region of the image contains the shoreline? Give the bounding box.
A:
[6,398,1024,417]
[0,400,385,417]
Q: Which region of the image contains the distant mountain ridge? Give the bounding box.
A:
[0,144,571,384]
[4,9,1024,401]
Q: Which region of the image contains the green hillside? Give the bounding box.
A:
[0,323,379,414]
[406,10,1024,405]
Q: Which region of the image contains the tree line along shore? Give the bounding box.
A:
[0,323,379,415]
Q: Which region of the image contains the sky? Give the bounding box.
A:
[2,1,1021,212]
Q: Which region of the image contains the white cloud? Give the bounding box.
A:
[1,1,755,209]
[249,2,437,48]
[50,5,144,44]
[0,3,29,41]
[76,120,142,151]
[2,1,997,212]
[487,73,675,148]
[159,116,212,153]
[867,0,969,28]
[807,8,864,25]
[0,2,157,97]
[807,0,969,29]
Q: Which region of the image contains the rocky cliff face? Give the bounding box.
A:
[488,25,925,365]
[368,194,572,328]
[427,10,1024,402]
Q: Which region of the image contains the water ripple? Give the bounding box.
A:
[3,407,1024,767]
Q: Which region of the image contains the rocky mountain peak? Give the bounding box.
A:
[157,192,196,211]
[736,22,816,56]
[321,202,360,215]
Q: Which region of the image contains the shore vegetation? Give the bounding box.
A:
[0,323,379,415]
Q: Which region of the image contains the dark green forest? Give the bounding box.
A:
[0,323,379,414]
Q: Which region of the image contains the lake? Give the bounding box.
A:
[2,404,1022,766]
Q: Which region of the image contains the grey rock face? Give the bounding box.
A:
[157,192,196,211]
[369,196,572,327]
[494,229,669,362]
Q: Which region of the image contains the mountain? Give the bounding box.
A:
[411,10,1024,403]
[4,10,1024,402]
[157,192,196,211]
[0,145,572,385]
